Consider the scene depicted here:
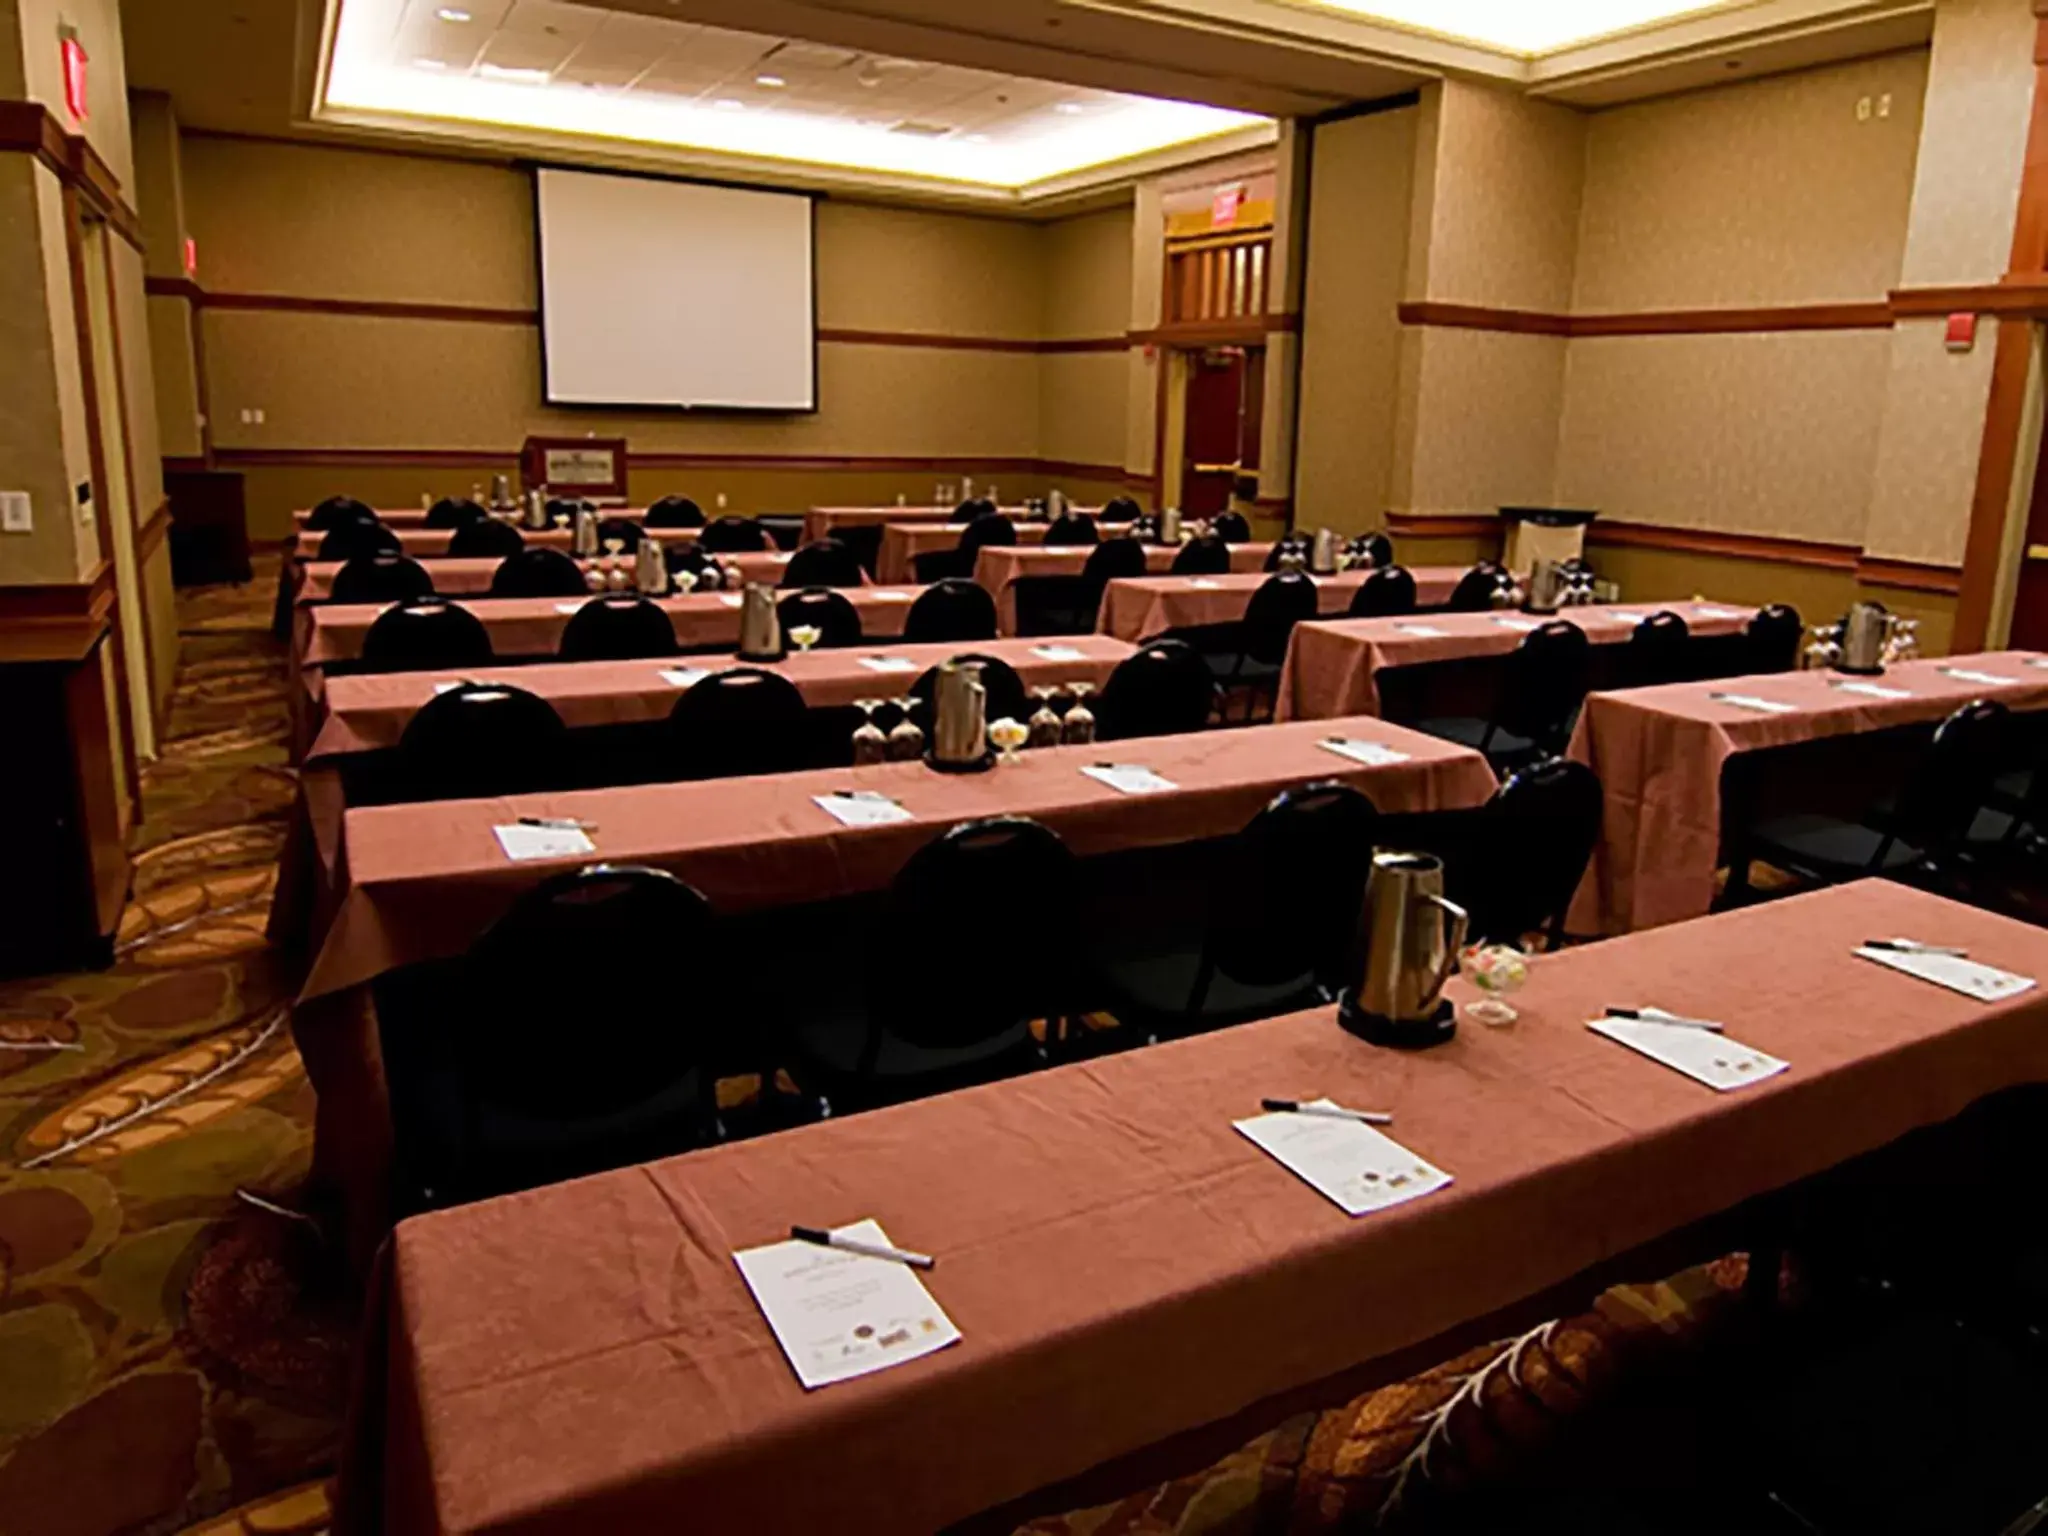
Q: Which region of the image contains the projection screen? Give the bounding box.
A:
[534,167,817,412]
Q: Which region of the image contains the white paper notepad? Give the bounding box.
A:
[1709,692,1799,715]
[1939,667,2020,686]
[859,655,918,674]
[1492,617,1541,632]
[659,667,710,689]
[492,824,596,862]
[1082,763,1178,795]
[1694,606,1745,621]
[1319,737,1412,768]
[1030,645,1087,661]
[733,1220,961,1391]
[1395,623,1449,638]
[553,601,588,615]
[1587,1016,1787,1092]
[1854,946,2036,1002]
[718,593,745,608]
[1234,1102,1452,1217]
[1832,681,1913,700]
[1187,578,1223,590]
[814,791,914,828]
[870,590,914,602]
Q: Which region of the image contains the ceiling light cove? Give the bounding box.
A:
[320,0,1267,190]
[1306,0,1743,55]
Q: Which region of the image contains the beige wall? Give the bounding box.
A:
[1293,104,1417,533]
[173,136,1142,534]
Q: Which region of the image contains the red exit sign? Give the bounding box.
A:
[60,30,88,121]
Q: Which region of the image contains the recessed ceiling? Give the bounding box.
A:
[1298,0,1747,56]
[320,0,1270,190]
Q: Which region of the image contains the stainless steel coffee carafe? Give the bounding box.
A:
[1338,852,1470,1049]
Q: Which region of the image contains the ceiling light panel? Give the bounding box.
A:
[324,0,1265,188]
[1303,0,1745,55]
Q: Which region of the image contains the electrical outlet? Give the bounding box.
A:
[254,408,266,424]
[0,491,31,533]
[1856,96,1872,122]
[1878,93,1892,119]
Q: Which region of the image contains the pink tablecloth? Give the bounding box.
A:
[1277,602,1757,720]
[293,585,928,669]
[877,521,1134,584]
[1098,566,1468,643]
[1567,651,2048,935]
[803,504,1068,544]
[294,548,796,601]
[293,506,655,531]
[977,542,1275,635]
[339,881,2048,1536]
[307,635,1138,761]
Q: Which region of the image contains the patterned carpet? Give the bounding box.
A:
[0,560,1782,1535]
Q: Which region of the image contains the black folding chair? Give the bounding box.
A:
[903,579,998,643]
[1012,537,1147,637]
[1264,537,1311,572]
[307,496,378,532]
[780,539,864,589]
[1443,562,1514,612]
[1348,565,1416,618]
[1414,620,1592,773]
[915,515,1017,585]
[777,588,864,649]
[361,600,493,673]
[595,517,644,554]
[789,819,1077,1113]
[1746,603,1806,674]
[699,516,771,553]
[331,553,434,605]
[557,596,677,661]
[1171,535,1232,576]
[1095,639,1216,740]
[645,496,706,529]
[545,498,591,523]
[318,522,401,562]
[1097,783,1378,1042]
[1044,514,1100,547]
[1363,532,1394,568]
[489,548,588,599]
[1209,570,1318,722]
[396,683,568,801]
[1212,511,1251,543]
[448,518,525,560]
[666,668,811,779]
[1624,610,1693,687]
[425,497,487,530]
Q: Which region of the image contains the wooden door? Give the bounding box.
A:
[1179,348,1264,516]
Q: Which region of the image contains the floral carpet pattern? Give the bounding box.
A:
[0,558,1761,1536]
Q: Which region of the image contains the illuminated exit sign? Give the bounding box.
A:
[60,28,88,122]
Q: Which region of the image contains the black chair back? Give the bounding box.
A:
[1082,536,1149,584]
[872,819,1078,1051]
[1625,610,1693,687]
[959,498,1002,523]
[699,515,770,553]
[463,865,719,1123]
[645,496,706,529]
[1263,537,1311,572]
[308,496,378,532]
[1211,511,1251,543]
[318,522,401,562]
[1096,639,1215,741]
[903,579,998,643]
[595,517,644,554]
[1445,562,1513,613]
[781,538,864,589]
[667,668,810,780]
[1171,535,1232,576]
[1210,783,1379,990]
[907,654,1029,731]
[1044,514,1100,548]
[426,497,487,530]
[958,515,1018,558]
[1102,496,1143,525]
[448,518,525,559]
[331,553,435,605]
[1364,533,1394,568]
[1746,603,1804,673]
[489,548,588,598]
[557,596,677,661]
[1494,621,1592,753]
[397,683,567,801]
[1348,565,1417,618]
[361,600,493,673]
[777,587,864,649]
[1466,759,1603,943]
[1242,570,1319,665]
[1896,700,2011,856]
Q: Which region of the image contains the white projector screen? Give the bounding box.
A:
[535,168,816,411]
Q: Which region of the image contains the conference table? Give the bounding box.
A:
[876,520,1136,584]
[1567,651,2048,936]
[291,506,656,532]
[291,715,1499,1260]
[1096,566,1468,644]
[336,880,2048,1535]
[1277,601,1758,721]
[978,541,1277,634]
[802,503,1095,545]
[292,548,801,602]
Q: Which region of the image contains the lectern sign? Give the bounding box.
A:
[544,448,616,486]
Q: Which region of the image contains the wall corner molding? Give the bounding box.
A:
[0,98,146,252]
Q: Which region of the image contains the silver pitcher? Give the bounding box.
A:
[1160,506,1182,545]
[635,537,667,596]
[1046,488,1069,525]
[489,472,514,512]
[523,488,549,530]
[928,662,992,772]
[1837,601,1895,675]
[572,507,600,558]
[1525,559,1567,615]
[1339,852,1470,1049]
[735,582,784,661]
[1310,527,1338,575]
